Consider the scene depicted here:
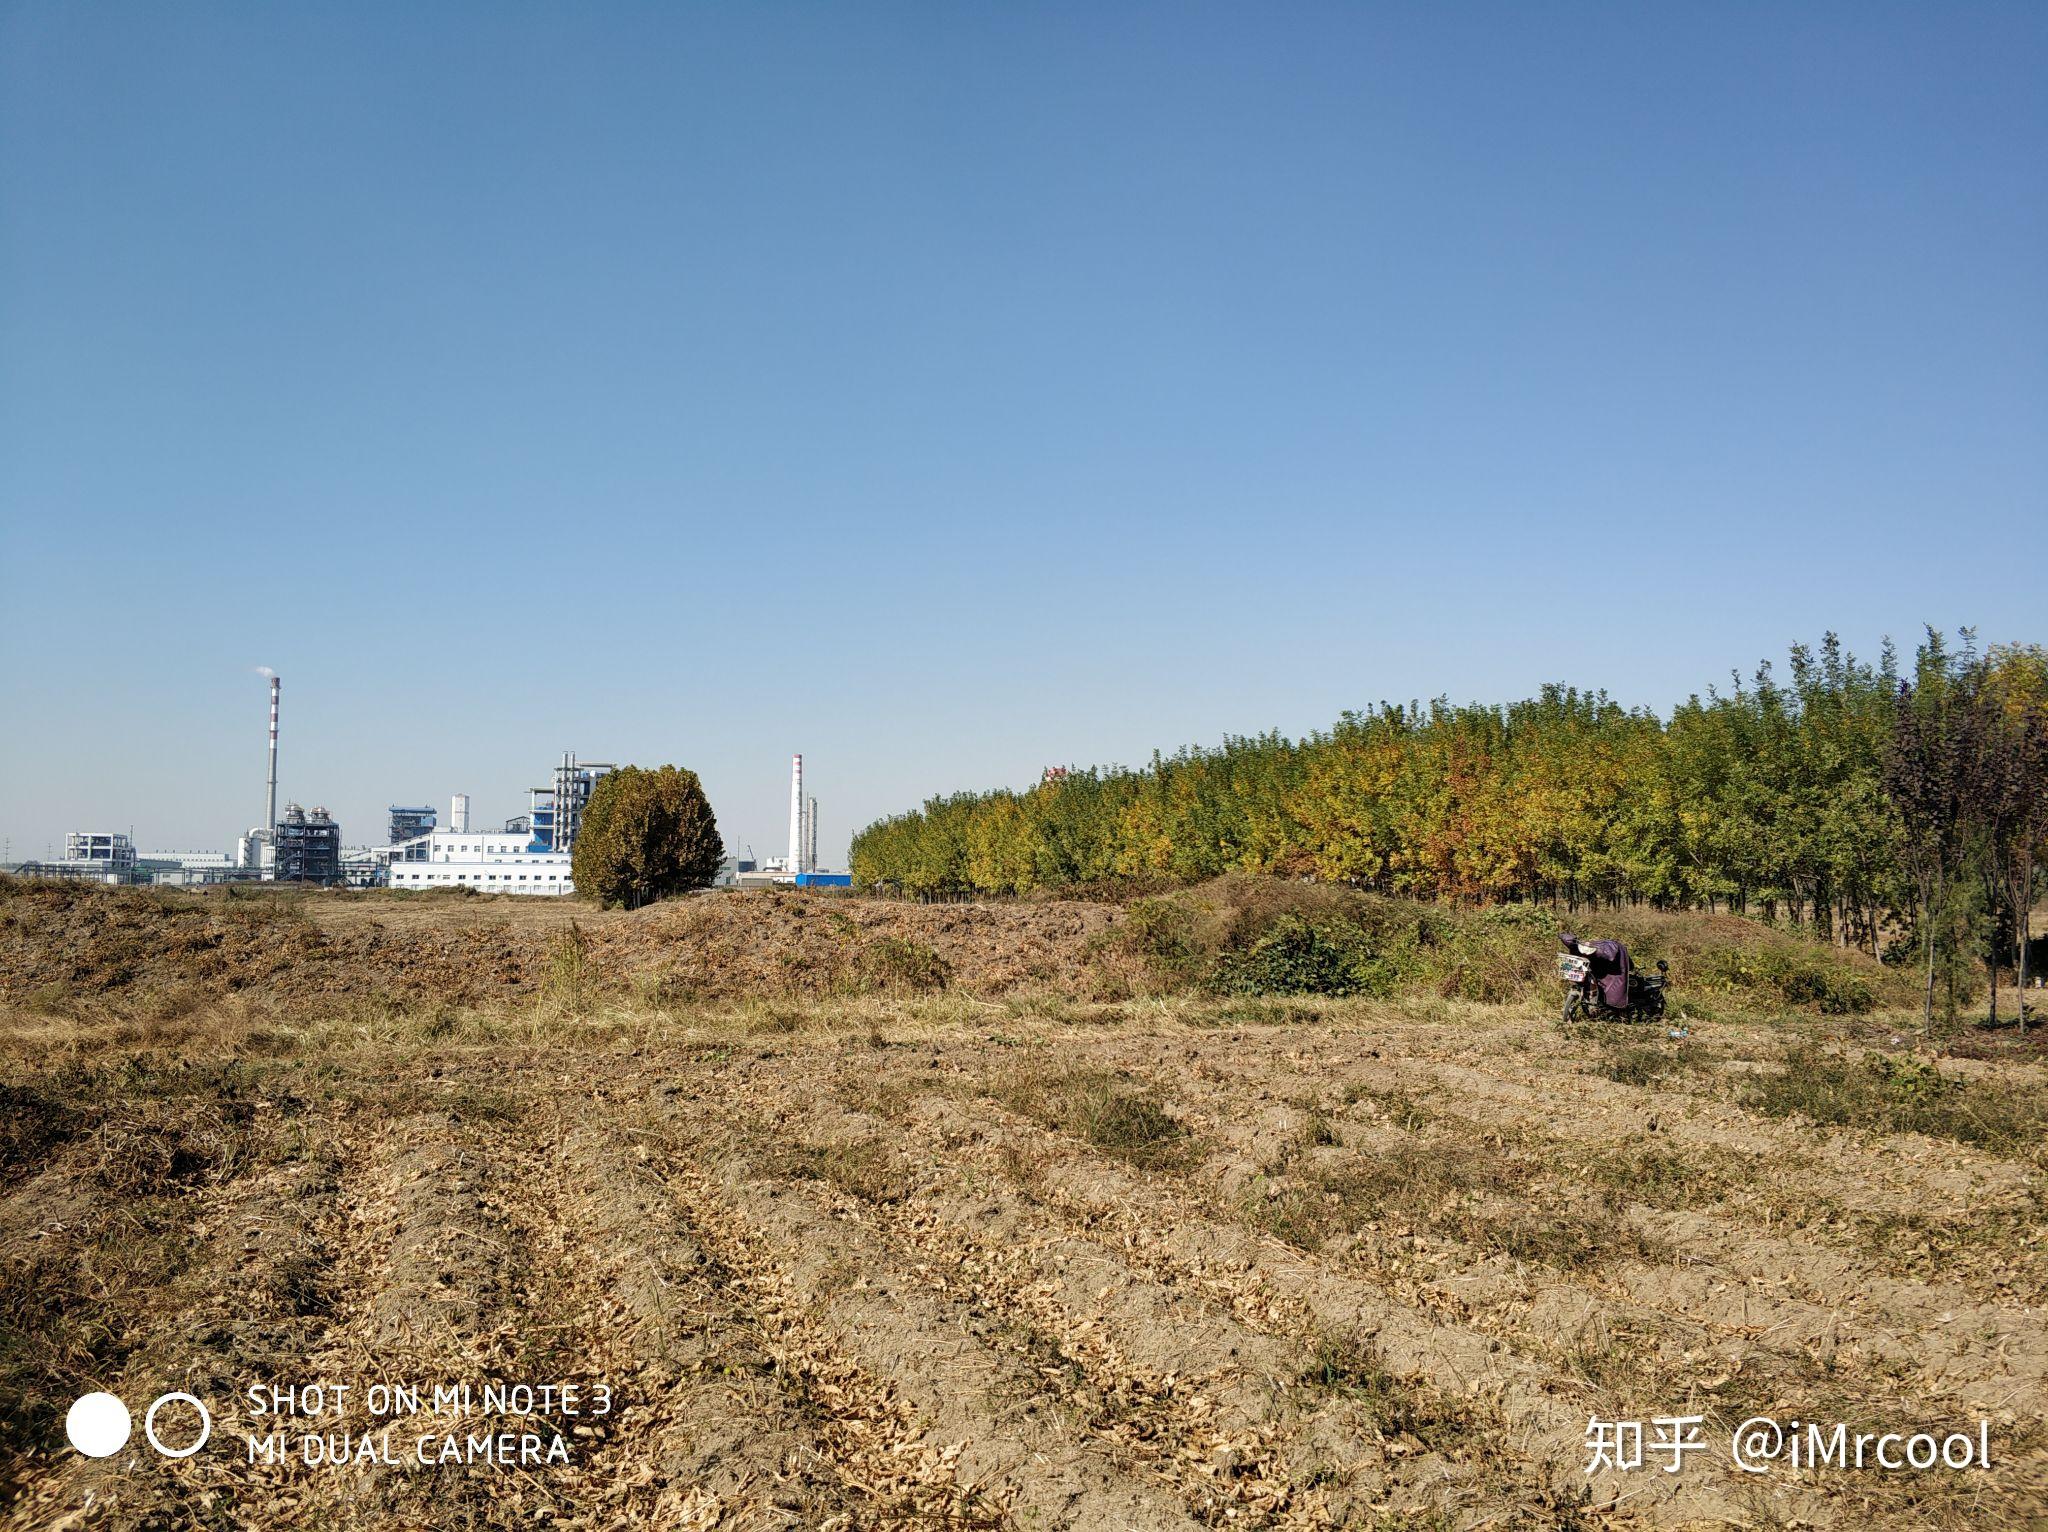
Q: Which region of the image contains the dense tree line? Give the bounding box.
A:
[853,634,2046,1023]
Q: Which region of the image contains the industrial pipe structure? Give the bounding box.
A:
[265,673,280,838]
[789,754,806,874]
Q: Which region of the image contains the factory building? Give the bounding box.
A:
[339,846,388,889]
[386,788,576,894]
[529,754,613,853]
[384,841,574,894]
[15,832,140,883]
[377,754,612,895]
[388,805,437,843]
[136,850,245,887]
[141,849,237,871]
[65,832,137,871]
[272,804,342,885]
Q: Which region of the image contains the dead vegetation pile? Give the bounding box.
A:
[0,878,1127,1019]
[0,879,541,1012]
[587,887,1123,1000]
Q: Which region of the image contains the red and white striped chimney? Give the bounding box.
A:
[265,674,280,834]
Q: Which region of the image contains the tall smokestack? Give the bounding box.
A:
[789,754,804,875]
[265,674,280,835]
[807,796,818,874]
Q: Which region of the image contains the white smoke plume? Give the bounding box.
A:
[254,666,276,679]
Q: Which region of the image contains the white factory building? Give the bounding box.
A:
[385,834,574,894]
[385,792,575,895]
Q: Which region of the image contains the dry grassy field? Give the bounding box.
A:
[2,879,2044,1529]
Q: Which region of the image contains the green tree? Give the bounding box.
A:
[1885,632,1980,1031]
[571,765,724,910]
[1986,645,2048,1023]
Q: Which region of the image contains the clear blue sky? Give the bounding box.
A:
[2,2,2043,865]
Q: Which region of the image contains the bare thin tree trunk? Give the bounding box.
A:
[1922,876,1939,1035]
[1985,864,2005,1027]
[2020,853,2035,1034]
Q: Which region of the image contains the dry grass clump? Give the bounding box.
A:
[1593,1043,1677,1087]
[1250,1132,1662,1272]
[0,1054,278,1467]
[855,936,953,995]
[1585,1033,1718,1088]
[779,1137,917,1205]
[1343,1083,1435,1131]
[1742,1043,2048,1155]
[1,1219,190,1447]
[1300,1329,1483,1450]
[89,1099,253,1194]
[1853,1202,2048,1302]
[987,1066,1194,1169]
[0,1056,260,1193]
[1571,1142,1744,1212]
[0,1079,84,1186]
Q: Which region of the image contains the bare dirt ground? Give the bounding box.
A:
[2,884,2044,1529]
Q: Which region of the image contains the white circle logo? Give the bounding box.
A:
[65,1393,132,1458]
[144,1393,212,1459]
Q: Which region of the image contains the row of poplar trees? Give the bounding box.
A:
[852,633,2048,1025]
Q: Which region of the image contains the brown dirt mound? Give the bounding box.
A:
[0,879,1123,1013]
[589,889,1121,999]
[0,873,1917,1026]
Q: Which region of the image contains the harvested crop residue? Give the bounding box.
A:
[2,880,2043,1528]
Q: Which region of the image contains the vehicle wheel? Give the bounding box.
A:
[1562,990,1582,1024]
[1646,992,1666,1022]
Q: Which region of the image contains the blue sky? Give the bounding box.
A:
[2,2,2043,865]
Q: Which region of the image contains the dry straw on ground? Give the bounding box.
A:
[1,880,2043,1528]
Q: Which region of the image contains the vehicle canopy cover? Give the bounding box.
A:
[1562,934,1632,1009]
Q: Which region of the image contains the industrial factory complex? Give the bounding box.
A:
[5,677,849,896]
